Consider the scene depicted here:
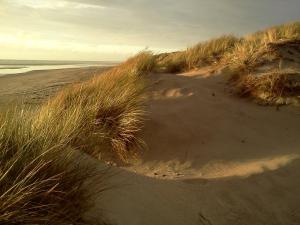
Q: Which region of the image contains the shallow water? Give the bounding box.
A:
[0,64,114,76]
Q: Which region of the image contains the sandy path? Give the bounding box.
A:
[135,71,300,179]
[91,70,300,225]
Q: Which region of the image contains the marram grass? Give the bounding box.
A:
[0,52,155,225]
[230,69,300,105]
[0,109,100,225]
[39,52,155,163]
[156,35,238,72]
[156,21,300,104]
[156,21,300,73]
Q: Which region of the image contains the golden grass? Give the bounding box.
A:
[0,52,155,224]
[154,21,300,105]
[0,109,102,225]
[156,21,300,74]
[184,35,239,70]
[225,22,300,104]
[156,35,238,72]
[230,70,300,105]
[250,21,300,44]
[224,22,300,71]
[40,52,154,163]
[155,52,186,73]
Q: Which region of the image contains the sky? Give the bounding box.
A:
[0,0,299,61]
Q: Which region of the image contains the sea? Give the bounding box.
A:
[0,59,118,77]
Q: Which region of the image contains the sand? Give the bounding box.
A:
[0,66,110,110]
[89,69,300,225]
[2,66,300,224]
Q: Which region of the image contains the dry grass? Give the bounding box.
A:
[156,35,238,73]
[0,109,103,225]
[230,70,300,105]
[154,22,300,105]
[226,22,300,104]
[0,52,155,225]
[40,52,154,163]
[156,22,300,74]
[184,35,239,70]
[251,21,300,44]
[156,22,300,105]
[155,52,187,73]
[222,38,266,72]
[224,22,300,71]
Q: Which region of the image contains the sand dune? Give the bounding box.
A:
[90,70,300,225]
[1,64,299,225]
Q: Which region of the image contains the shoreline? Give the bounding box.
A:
[0,65,110,79]
[0,66,111,110]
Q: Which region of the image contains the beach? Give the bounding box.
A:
[2,63,300,225]
[0,66,110,110]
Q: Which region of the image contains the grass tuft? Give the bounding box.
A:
[39,52,154,163]
[0,109,103,225]
[185,35,239,70]
[156,21,300,74]
[230,70,300,105]
[156,35,238,72]
[224,22,300,71]
[0,51,155,224]
[155,52,187,73]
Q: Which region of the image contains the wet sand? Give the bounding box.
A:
[0,66,110,109]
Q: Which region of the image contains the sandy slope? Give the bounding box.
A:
[90,69,300,225]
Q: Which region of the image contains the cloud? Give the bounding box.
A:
[6,0,108,10]
[0,0,299,60]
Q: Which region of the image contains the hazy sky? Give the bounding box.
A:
[0,0,299,61]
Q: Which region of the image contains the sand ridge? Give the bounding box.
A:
[91,70,300,225]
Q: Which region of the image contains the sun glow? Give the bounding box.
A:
[0,32,177,60]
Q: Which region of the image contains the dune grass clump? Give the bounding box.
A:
[252,21,300,44]
[156,35,238,73]
[184,35,239,70]
[155,52,187,73]
[156,22,300,75]
[0,109,102,225]
[230,70,300,105]
[154,22,300,105]
[0,51,155,224]
[226,22,300,104]
[224,22,300,72]
[223,38,267,72]
[39,52,154,163]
